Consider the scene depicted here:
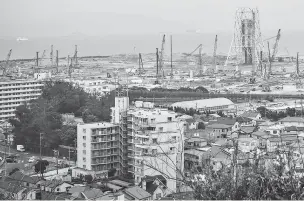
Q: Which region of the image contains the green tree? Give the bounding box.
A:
[9,168,20,176]
[198,122,205,129]
[85,174,93,183]
[35,160,49,178]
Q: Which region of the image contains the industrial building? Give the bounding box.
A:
[171,98,236,113]
[76,122,123,177]
[0,79,43,121]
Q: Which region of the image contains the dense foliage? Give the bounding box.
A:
[257,106,303,121]
[9,81,115,149]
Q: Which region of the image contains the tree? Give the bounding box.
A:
[34,160,49,178]
[85,174,93,183]
[257,106,267,118]
[9,168,20,176]
[197,122,205,129]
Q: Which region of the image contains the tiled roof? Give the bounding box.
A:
[207,123,232,129]
[124,186,151,200]
[280,117,304,123]
[82,188,104,199]
[41,191,72,200]
[9,171,40,184]
[241,111,260,119]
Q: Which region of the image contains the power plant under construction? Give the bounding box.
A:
[0,7,302,96]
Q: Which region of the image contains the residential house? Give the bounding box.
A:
[185,129,215,143]
[240,111,262,120]
[184,118,198,130]
[123,186,152,200]
[40,191,72,200]
[140,175,170,200]
[9,171,41,188]
[236,116,257,127]
[238,138,258,153]
[207,124,232,138]
[210,117,240,132]
[184,149,207,170]
[265,124,285,136]
[267,135,298,152]
[0,181,28,200]
[185,137,208,149]
[41,179,73,193]
[73,188,105,200]
[279,117,304,127]
[202,145,231,171]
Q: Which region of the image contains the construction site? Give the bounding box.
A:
[0,7,303,96]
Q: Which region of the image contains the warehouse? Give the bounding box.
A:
[171,98,235,113]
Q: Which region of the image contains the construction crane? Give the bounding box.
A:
[213,35,218,67]
[73,45,78,66]
[158,35,166,78]
[39,50,46,66]
[2,49,12,75]
[138,53,144,75]
[186,44,202,56]
[50,45,53,65]
[271,29,281,62]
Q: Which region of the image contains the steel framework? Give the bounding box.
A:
[225,8,264,74]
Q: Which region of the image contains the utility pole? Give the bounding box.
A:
[39,132,42,178]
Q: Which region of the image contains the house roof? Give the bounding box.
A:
[240,126,256,134]
[185,129,213,139]
[236,116,253,123]
[252,131,268,137]
[202,146,231,160]
[124,186,151,200]
[185,118,196,124]
[82,188,104,199]
[209,117,237,126]
[241,111,260,119]
[279,117,304,123]
[171,98,234,110]
[41,191,72,200]
[141,175,166,183]
[285,126,304,132]
[109,180,132,188]
[207,123,232,129]
[9,171,40,184]
[146,183,159,194]
[68,186,89,194]
[0,181,26,194]
[186,137,207,143]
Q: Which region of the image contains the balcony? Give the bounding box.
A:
[91,160,107,165]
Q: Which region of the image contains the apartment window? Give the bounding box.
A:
[83,150,86,154]
[83,128,86,133]
[83,143,86,147]
[152,149,157,155]
[83,165,86,169]
[168,117,172,122]
[159,127,163,132]
[83,136,86,140]
[83,157,86,162]
[170,147,175,152]
[152,139,157,144]
[151,118,156,123]
[156,193,162,199]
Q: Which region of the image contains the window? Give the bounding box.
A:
[83,165,86,169]
[159,127,163,132]
[152,139,157,144]
[152,149,157,155]
[83,128,86,133]
[83,157,86,162]
[168,117,172,122]
[83,136,86,140]
[83,143,86,147]
[83,150,86,154]
[57,188,59,192]
[156,193,162,199]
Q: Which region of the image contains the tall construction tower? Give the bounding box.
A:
[225,8,264,74]
[50,45,54,66]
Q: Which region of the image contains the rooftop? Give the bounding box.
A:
[77,121,117,128]
[279,117,304,123]
[171,98,234,109]
[124,186,151,200]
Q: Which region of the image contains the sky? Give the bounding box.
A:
[0,0,303,37]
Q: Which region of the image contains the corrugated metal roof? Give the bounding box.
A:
[171,98,234,109]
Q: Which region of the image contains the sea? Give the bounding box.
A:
[0,32,302,61]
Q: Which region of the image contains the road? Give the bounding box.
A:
[0,144,75,175]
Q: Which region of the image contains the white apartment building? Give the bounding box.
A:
[0,79,43,121]
[77,122,122,176]
[69,79,117,96]
[127,102,185,193]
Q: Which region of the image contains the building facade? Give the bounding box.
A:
[126,105,185,193]
[77,122,123,176]
[0,79,43,121]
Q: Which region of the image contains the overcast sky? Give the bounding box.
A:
[0,0,302,37]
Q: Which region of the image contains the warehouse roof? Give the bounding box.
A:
[171,98,234,110]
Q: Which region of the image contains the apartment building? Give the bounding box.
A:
[0,79,43,121]
[126,102,185,193]
[76,122,123,176]
[69,78,116,96]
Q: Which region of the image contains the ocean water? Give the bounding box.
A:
[0,32,302,61]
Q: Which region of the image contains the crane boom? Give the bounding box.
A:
[74,45,78,66]
[188,44,202,56]
[39,50,46,66]
[213,35,218,67]
[271,29,281,61]
[158,34,166,78]
[6,49,12,64]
